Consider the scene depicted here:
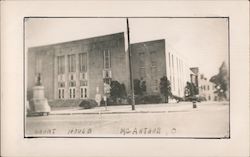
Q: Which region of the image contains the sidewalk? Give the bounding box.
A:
[50,102,197,115]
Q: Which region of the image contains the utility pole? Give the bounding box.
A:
[127,18,135,110]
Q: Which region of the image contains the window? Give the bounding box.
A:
[69,88,76,99]
[168,53,171,67]
[58,88,64,99]
[62,89,64,98]
[208,85,210,90]
[69,81,76,87]
[80,72,87,80]
[104,49,111,69]
[103,78,112,85]
[139,52,145,79]
[59,89,61,99]
[68,54,76,72]
[58,82,65,88]
[139,52,145,67]
[168,53,172,85]
[80,87,88,98]
[79,53,87,72]
[85,88,87,98]
[103,69,112,78]
[139,67,146,79]
[172,54,175,90]
[151,66,158,92]
[150,51,158,92]
[57,56,65,74]
[80,80,88,86]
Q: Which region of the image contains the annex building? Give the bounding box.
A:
[27,32,194,103]
[131,39,193,98]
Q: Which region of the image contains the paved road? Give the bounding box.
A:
[25,102,229,138]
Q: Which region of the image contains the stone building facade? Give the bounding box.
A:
[27,32,129,101]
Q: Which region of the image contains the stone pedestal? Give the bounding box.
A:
[30,86,51,115]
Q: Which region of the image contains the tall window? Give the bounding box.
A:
[68,54,76,72]
[172,54,175,90]
[151,64,158,92]
[176,58,180,95]
[80,87,88,99]
[150,51,158,92]
[69,88,76,99]
[58,89,64,99]
[139,52,145,66]
[57,56,65,74]
[168,52,172,84]
[104,49,111,69]
[79,53,87,72]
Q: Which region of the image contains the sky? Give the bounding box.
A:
[25,18,228,79]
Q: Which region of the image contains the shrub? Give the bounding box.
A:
[79,99,98,109]
[134,79,146,96]
[110,80,127,104]
[172,95,184,102]
[135,95,162,104]
[160,76,172,103]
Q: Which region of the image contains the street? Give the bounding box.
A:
[25,101,229,138]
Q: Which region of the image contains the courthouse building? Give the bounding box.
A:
[27,32,195,103]
[27,32,129,101]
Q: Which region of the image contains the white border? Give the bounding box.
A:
[1,1,249,157]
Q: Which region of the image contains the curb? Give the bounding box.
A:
[49,110,166,115]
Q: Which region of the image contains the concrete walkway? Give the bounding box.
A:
[50,102,200,115]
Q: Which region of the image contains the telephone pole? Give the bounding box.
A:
[127,18,135,110]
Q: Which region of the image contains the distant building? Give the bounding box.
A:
[190,67,199,88]
[199,74,217,101]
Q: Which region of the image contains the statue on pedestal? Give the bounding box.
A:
[28,73,51,116]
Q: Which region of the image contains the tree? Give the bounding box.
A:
[185,82,198,98]
[110,80,127,103]
[160,76,172,103]
[133,79,146,96]
[210,61,229,101]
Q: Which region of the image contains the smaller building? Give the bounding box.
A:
[199,74,217,101]
[130,39,192,98]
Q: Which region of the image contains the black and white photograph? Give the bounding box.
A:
[1,1,249,157]
[25,17,230,138]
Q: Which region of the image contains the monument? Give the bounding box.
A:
[29,73,51,116]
